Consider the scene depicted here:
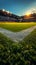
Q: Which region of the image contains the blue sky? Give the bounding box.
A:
[0,0,36,16]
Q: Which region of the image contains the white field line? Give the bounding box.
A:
[0,26,36,42]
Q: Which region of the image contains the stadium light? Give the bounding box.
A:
[2,9,5,11]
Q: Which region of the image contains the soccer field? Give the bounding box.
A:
[0,22,36,32]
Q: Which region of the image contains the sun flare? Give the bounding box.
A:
[26,12,31,16]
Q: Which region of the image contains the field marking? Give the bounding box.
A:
[0,26,36,42]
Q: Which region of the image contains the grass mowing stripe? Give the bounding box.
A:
[0,22,36,32]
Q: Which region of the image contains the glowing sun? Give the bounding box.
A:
[26,12,31,16]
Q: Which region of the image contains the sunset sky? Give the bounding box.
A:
[0,0,36,16]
